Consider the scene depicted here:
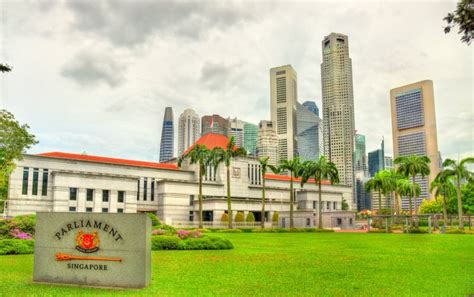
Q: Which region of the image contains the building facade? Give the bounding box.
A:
[270,65,298,163]
[178,109,200,156]
[296,102,323,161]
[243,122,258,156]
[390,80,440,210]
[384,156,393,171]
[368,149,384,177]
[229,118,244,147]
[302,101,319,117]
[201,114,229,137]
[321,33,355,187]
[256,120,279,166]
[159,107,174,162]
[354,134,368,175]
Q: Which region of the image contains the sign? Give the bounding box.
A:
[33,213,151,288]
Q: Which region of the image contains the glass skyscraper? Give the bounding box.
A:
[159,107,174,162]
[302,101,319,117]
[243,122,258,155]
[296,102,323,161]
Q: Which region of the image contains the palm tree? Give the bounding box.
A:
[394,155,431,219]
[276,157,303,228]
[441,157,474,229]
[178,144,211,228]
[430,171,456,230]
[365,171,386,214]
[257,157,278,228]
[377,170,399,214]
[301,156,339,229]
[213,136,247,228]
[396,178,421,227]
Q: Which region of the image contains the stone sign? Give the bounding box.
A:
[33,213,151,288]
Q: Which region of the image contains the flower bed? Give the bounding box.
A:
[151,235,233,250]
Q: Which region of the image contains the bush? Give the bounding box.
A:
[215,229,243,233]
[147,213,161,227]
[246,212,255,222]
[151,235,233,250]
[235,212,244,222]
[272,212,279,223]
[221,213,229,222]
[151,236,180,250]
[0,239,34,255]
[368,229,391,233]
[0,215,36,239]
[407,228,428,234]
[239,228,254,233]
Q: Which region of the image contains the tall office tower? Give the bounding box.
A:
[296,102,323,161]
[201,114,229,136]
[256,120,279,166]
[355,172,371,211]
[368,139,384,177]
[178,109,200,156]
[321,33,355,186]
[243,122,258,155]
[390,80,440,209]
[229,118,244,147]
[354,134,368,175]
[384,156,393,170]
[159,107,174,162]
[302,101,320,117]
[270,65,298,162]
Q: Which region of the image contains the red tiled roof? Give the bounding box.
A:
[183,133,230,155]
[264,173,331,185]
[36,152,178,170]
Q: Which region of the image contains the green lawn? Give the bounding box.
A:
[0,233,473,296]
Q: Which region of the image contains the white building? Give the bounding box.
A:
[178,108,200,156]
[256,120,279,166]
[229,118,244,147]
[7,134,354,228]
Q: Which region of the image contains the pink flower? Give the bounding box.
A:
[10,228,33,240]
[176,229,190,239]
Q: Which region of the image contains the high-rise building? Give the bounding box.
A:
[178,109,200,156]
[355,172,371,211]
[321,33,355,186]
[354,134,368,175]
[270,65,298,162]
[243,122,258,155]
[229,118,244,147]
[256,120,278,166]
[159,107,174,162]
[390,80,440,210]
[384,156,393,171]
[296,102,323,161]
[302,101,319,117]
[368,139,385,177]
[201,114,229,137]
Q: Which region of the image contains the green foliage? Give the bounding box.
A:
[407,228,429,234]
[443,0,474,45]
[419,198,443,214]
[0,239,34,255]
[272,212,279,223]
[0,215,36,239]
[246,212,255,222]
[368,229,391,233]
[216,229,243,233]
[151,235,233,250]
[239,228,254,233]
[151,236,180,250]
[341,198,349,210]
[0,64,12,73]
[221,213,229,222]
[252,228,334,233]
[234,211,244,222]
[147,212,162,227]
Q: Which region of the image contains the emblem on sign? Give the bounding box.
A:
[75,230,100,253]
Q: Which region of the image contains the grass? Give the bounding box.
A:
[0,233,473,296]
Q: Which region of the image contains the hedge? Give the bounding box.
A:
[0,239,35,255]
[151,235,233,250]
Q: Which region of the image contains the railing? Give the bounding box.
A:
[171,221,274,228]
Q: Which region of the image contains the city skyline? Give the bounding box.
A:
[1,1,472,163]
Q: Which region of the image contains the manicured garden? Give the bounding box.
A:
[0,232,473,296]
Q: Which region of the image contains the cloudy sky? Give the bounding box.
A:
[0,0,472,162]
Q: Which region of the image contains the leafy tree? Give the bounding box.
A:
[178,144,212,228]
[276,157,303,228]
[0,64,12,73]
[365,172,385,213]
[441,157,474,229]
[0,110,38,206]
[443,0,474,45]
[419,198,443,214]
[234,211,244,223]
[258,156,278,228]
[430,170,457,226]
[212,136,246,229]
[246,212,255,223]
[395,178,421,222]
[341,198,349,211]
[300,155,339,229]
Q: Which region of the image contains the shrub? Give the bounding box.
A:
[10,228,33,240]
[151,236,180,250]
[195,228,211,233]
[12,215,36,235]
[239,228,254,233]
[152,229,166,236]
[246,212,255,222]
[216,229,243,233]
[147,213,162,227]
[407,228,428,234]
[368,229,391,233]
[272,212,279,223]
[176,229,191,239]
[235,212,244,222]
[221,213,229,222]
[0,239,34,255]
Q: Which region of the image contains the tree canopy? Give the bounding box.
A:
[443,0,474,45]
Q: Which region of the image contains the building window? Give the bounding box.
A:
[41,169,48,196]
[22,167,29,195]
[151,178,155,201]
[32,168,39,195]
[69,188,77,201]
[306,218,311,227]
[326,201,330,210]
[189,211,194,222]
[137,179,140,200]
[86,189,94,201]
[190,195,194,206]
[337,218,342,225]
[118,191,125,203]
[333,202,337,210]
[86,207,93,213]
[143,178,148,201]
[117,208,124,213]
[69,206,76,212]
[102,208,108,213]
[102,190,109,202]
[349,218,353,225]
[313,201,317,209]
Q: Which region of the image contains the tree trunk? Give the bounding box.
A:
[198,166,203,229]
[441,193,448,229]
[412,175,418,228]
[289,172,294,229]
[378,190,382,228]
[261,177,265,229]
[318,181,323,229]
[456,178,464,230]
[227,165,232,229]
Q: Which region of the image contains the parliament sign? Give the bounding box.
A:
[33,213,151,288]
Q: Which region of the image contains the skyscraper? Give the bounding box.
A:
[354,134,368,175]
[296,102,323,161]
[302,101,319,117]
[229,118,244,147]
[256,120,278,166]
[201,114,229,136]
[384,156,393,170]
[243,122,258,155]
[159,107,174,162]
[178,108,200,156]
[390,80,440,210]
[270,65,298,163]
[321,33,355,186]
[368,139,384,177]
